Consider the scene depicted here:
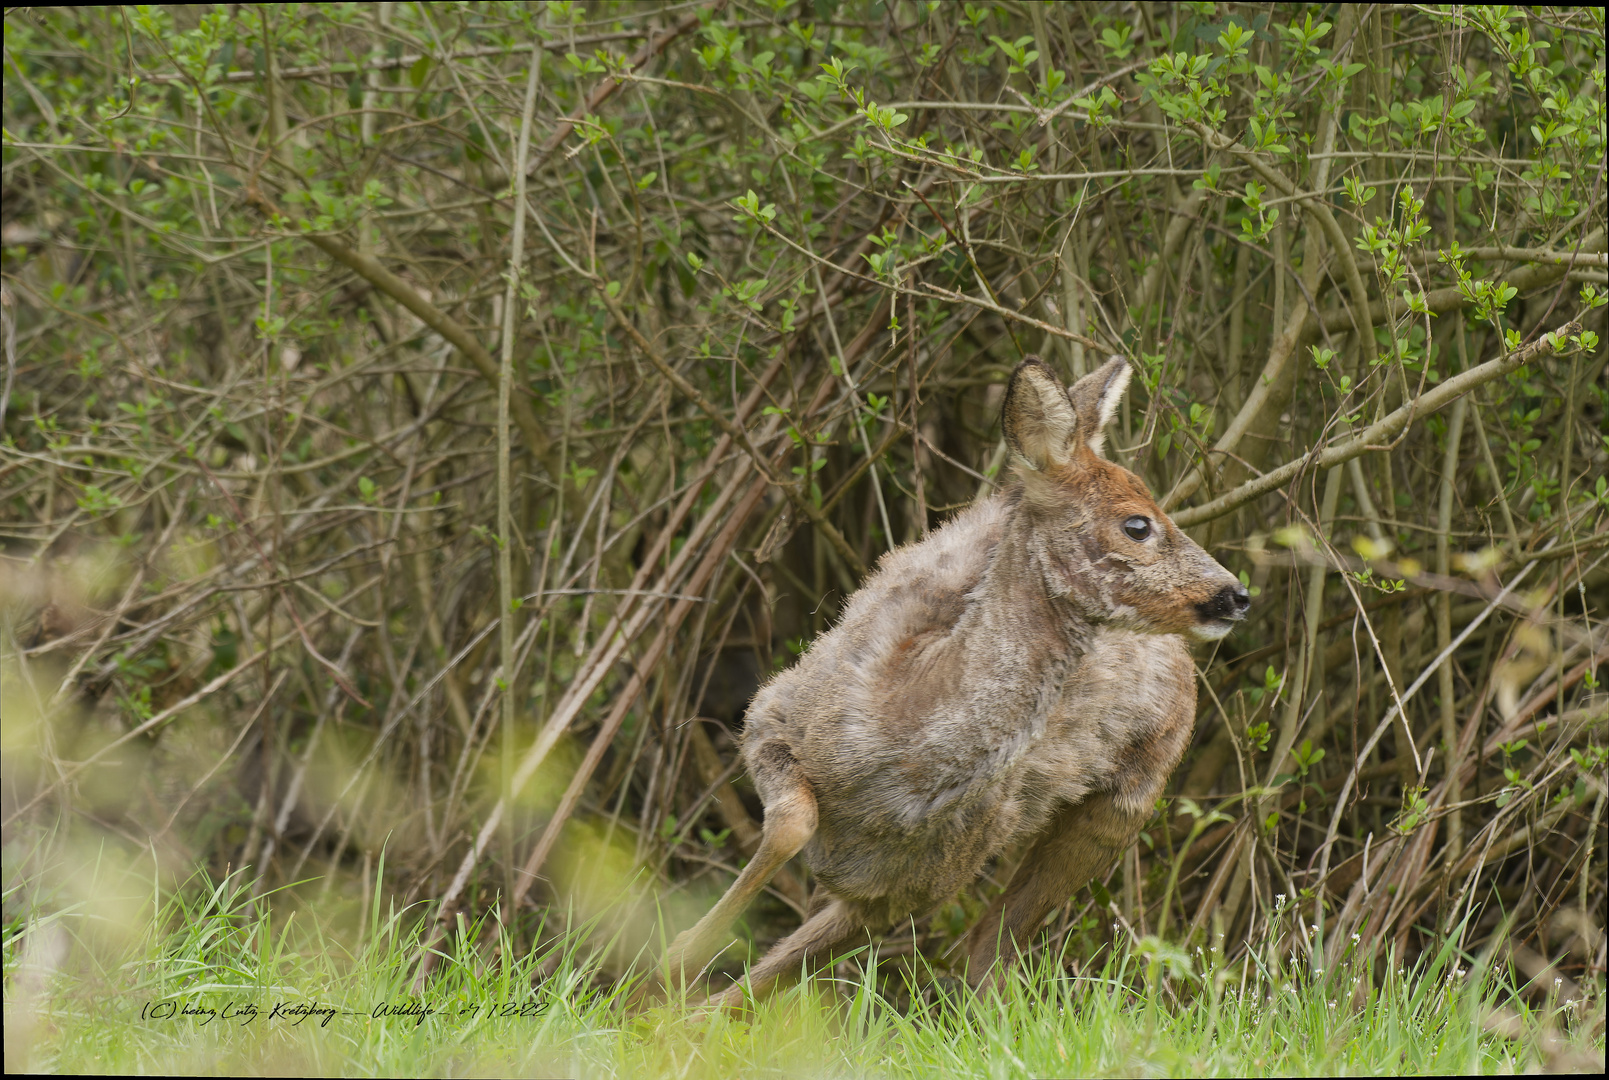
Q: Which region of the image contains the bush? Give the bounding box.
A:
[2,2,1604,1010]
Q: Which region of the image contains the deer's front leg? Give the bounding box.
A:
[959,791,1148,987]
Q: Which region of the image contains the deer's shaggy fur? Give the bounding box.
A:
[661,356,1248,1007]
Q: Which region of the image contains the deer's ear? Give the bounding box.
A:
[1066,355,1130,458]
[1002,357,1076,471]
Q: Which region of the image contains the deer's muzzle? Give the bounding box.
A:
[1192,582,1251,639]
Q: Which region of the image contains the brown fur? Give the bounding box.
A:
[659,356,1247,1008]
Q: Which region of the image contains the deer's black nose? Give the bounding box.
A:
[1198,583,1251,622]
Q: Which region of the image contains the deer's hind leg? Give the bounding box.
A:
[663,743,816,989]
[709,896,865,1010]
[959,792,1148,987]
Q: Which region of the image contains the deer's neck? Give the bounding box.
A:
[955,509,1096,718]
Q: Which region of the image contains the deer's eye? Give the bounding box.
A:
[1122,516,1152,542]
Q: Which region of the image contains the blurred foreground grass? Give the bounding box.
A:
[3,860,1601,1078]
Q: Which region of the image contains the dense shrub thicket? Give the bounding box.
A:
[2,2,1604,999]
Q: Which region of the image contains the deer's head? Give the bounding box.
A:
[1002,356,1248,642]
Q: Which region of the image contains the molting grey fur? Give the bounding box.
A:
[659,355,1249,1008]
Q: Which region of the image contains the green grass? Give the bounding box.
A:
[3,864,1601,1077]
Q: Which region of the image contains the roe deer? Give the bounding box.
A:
[662,355,1248,1007]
